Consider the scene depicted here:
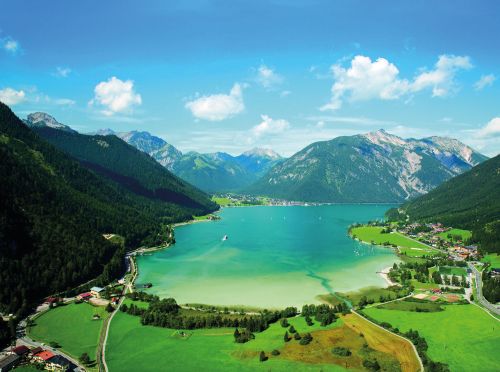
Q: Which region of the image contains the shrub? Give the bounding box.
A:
[331,347,351,357]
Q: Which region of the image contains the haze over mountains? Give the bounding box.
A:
[25,112,487,202]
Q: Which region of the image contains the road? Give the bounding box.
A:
[100,254,137,372]
[17,335,85,372]
[468,263,500,316]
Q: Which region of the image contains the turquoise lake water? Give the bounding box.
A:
[136,205,399,309]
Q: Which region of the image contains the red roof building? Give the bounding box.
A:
[11,345,30,355]
[35,350,55,361]
[77,292,92,300]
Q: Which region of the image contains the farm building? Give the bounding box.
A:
[0,354,20,372]
[90,286,105,298]
[77,292,92,301]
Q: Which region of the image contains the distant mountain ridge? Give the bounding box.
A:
[24,112,76,133]
[96,128,284,192]
[247,129,488,203]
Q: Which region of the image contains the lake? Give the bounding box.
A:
[136,205,399,309]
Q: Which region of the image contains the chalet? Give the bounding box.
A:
[77,292,92,301]
[0,354,20,372]
[47,355,77,371]
[45,297,60,306]
[34,350,55,362]
[90,286,105,298]
[30,346,43,355]
[11,345,30,356]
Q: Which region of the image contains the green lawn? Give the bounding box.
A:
[28,302,109,363]
[212,196,233,207]
[364,304,500,371]
[438,266,467,276]
[351,226,426,249]
[438,229,472,243]
[107,312,348,372]
[482,253,500,268]
[351,226,439,257]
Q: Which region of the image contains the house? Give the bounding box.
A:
[47,355,77,371]
[90,286,105,298]
[0,354,20,372]
[77,292,92,301]
[34,350,55,362]
[491,268,500,276]
[45,297,60,306]
[11,345,30,356]
[30,346,43,355]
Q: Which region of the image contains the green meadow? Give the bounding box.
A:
[351,226,439,257]
[438,228,472,243]
[364,304,500,371]
[482,253,500,268]
[28,302,109,363]
[106,311,347,372]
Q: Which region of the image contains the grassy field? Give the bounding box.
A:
[332,286,404,307]
[438,229,472,243]
[106,310,408,371]
[28,302,109,363]
[438,266,467,276]
[377,300,443,312]
[343,313,421,372]
[482,253,500,268]
[351,226,438,258]
[364,304,500,371]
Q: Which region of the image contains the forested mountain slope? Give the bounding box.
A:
[397,154,500,253]
[0,102,215,320]
[32,125,216,211]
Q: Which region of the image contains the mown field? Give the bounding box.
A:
[106,310,414,372]
[364,304,500,371]
[438,229,472,243]
[350,226,438,257]
[28,302,109,363]
[482,253,500,268]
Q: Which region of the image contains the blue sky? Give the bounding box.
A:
[1,0,499,156]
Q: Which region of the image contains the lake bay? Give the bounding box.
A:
[136,205,399,309]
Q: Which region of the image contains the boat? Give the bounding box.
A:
[222,235,228,241]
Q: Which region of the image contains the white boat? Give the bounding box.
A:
[222,235,228,241]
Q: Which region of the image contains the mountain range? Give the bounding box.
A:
[247,129,488,203]
[24,112,488,203]
[96,128,284,192]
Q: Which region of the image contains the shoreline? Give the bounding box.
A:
[378,266,399,287]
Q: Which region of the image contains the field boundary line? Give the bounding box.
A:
[351,309,424,372]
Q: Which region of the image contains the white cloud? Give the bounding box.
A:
[280,90,291,97]
[0,87,26,105]
[475,118,500,138]
[54,98,75,106]
[2,37,19,54]
[474,74,495,90]
[411,55,472,97]
[256,65,283,89]
[252,115,290,138]
[321,54,472,111]
[90,77,142,116]
[185,83,244,121]
[54,67,72,78]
